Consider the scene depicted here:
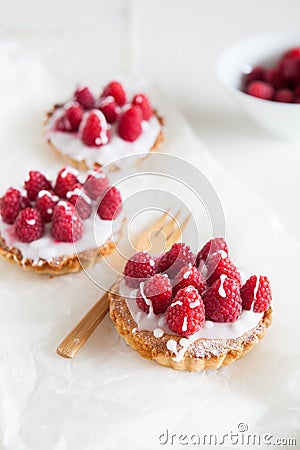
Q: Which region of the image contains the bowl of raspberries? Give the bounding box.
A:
[217,33,300,139]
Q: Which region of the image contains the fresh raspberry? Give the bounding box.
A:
[157,243,195,278]
[51,201,83,242]
[118,105,143,142]
[283,47,300,60]
[80,110,110,147]
[240,275,272,313]
[245,81,274,100]
[56,103,83,131]
[84,169,109,200]
[74,85,95,109]
[206,253,241,286]
[294,96,300,103]
[132,93,153,120]
[54,167,79,198]
[97,186,122,220]
[293,84,300,97]
[274,88,294,103]
[280,56,300,84]
[24,171,52,201]
[102,81,126,106]
[166,286,205,337]
[14,207,44,243]
[203,275,242,322]
[196,237,228,266]
[265,68,285,89]
[124,251,156,288]
[35,190,59,223]
[173,263,206,296]
[244,66,265,86]
[66,183,92,220]
[96,96,120,124]
[0,188,30,224]
[136,273,172,315]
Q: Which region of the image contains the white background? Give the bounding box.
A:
[0,1,299,449]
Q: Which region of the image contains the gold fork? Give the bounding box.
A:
[56,210,191,359]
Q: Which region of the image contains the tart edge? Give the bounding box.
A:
[0,233,116,275]
[108,280,273,372]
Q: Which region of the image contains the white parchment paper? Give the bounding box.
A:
[0,41,299,450]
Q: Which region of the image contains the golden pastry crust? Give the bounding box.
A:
[45,105,165,171]
[109,280,273,372]
[0,233,115,275]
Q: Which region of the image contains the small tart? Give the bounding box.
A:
[0,168,124,275]
[109,280,272,372]
[45,104,164,172]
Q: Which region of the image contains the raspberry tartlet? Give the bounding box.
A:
[45,81,164,171]
[0,167,122,274]
[109,239,273,371]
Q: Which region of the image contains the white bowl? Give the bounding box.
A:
[217,33,300,140]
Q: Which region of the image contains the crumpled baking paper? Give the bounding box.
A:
[0,40,299,450]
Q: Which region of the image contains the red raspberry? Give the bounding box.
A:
[280,56,300,84]
[124,251,156,288]
[294,96,300,103]
[274,88,294,103]
[54,167,79,198]
[80,110,110,147]
[51,201,83,242]
[244,66,265,86]
[203,275,242,322]
[240,275,272,313]
[293,84,300,97]
[102,81,126,106]
[14,207,44,243]
[56,103,83,132]
[196,237,228,266]
[0,188,30,224]
[157,243,195,278]
[283,47,300,60]
[35,190,59,223]
[84,169,109,200]
[24,171,52,201]
[136,273,172,315]
[245,81,274,100]
[132,93,153,120]
[97,186,122,220]
[265,68,285,89]
[118,105,143,142]
[206,253,241,286]
[66,183,92,220]
[74,85,95,109]
[173,263,206,296]
[166,286,205,337]
[96,96,120,124]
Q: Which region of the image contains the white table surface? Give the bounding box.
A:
[0,1,299,449]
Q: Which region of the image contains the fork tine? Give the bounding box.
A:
[153,210,181,238]
[135,209,170,251]
[165,213,191,250]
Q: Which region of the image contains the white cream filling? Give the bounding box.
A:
[0,208,116,264]
[45,105,162,168]
[119,279,264,361]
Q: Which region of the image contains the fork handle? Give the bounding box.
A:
[56,291,109,359]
